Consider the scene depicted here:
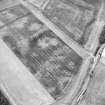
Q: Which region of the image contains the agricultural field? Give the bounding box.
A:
[78,62,105,105]
[0,4,83,99]
[42,0,100,45]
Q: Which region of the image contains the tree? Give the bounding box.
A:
[99,26,105,44]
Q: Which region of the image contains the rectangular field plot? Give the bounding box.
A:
[0,4,30,26]
[0,5,83,99]
[0,0,20,11]
[42,0,96,45]
[9,14,47,39]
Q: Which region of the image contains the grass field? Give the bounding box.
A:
[79,62,105,105]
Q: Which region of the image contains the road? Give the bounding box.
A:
[85,2,105,53]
